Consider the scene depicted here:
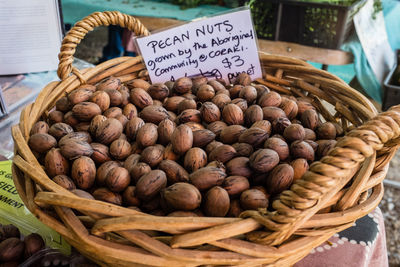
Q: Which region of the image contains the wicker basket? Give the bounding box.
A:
[11,11,400,266]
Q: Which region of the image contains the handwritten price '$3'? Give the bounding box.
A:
[222,55,245,70]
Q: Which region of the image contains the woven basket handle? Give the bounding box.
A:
[57,11,150,81]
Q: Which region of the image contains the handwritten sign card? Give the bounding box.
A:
[136,8,262,84]
[354,0,394,83]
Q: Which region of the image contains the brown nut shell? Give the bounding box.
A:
[189,167,227,191]
[251,120,272,134]
[157,118,176,145]
[89,115,107,136]
[71,156,96,190]
[72,102,102,121]
[212,94,231,109]
[130,88,153,109]
[222,104,244,125]
[55,96,72,112]
[301,109,319,130]
[68,88,93,105]
[171,124,193,155]
[148,83,169,100]
[227,199,243,217]
[163,96,185,112]
[48,122,74,140]
[126,79,151,91]
[125,117,145,141]
[158,160,189,184]
[92,187,122,205]
[48,110,64,124]
[173,77,192,94]
[91,142,112,164]
[264,137,289,161]
[163,144,180,161]
[266,164,294,195]
[28,133,57,153]
[106,167,131,192]
[280,98,298,119]
[24,233,45,258]
[184,147,207,172]
[123,103,138,120]
[231,143,253,157]
[262,106,286,122]
[123,186,141,206]
[103,106,122,118]
[244,105,263,126]
[200,102,221,123]
[53,175,76,190]
[140,105,169,124]
[135,170,167,200]
[97,77,121,91]
[110,139,131,160]
[196,84,215,102]
[192,129,216,147]
[95,118,123,145]
[239,85,257,104]
[238,127,269,147]
[123,154,141,172]
[90,90,110,111]
[258,91,281,107]
[208,144,236,163]
[219,125,246,144]
[177,99,196,114]
[59,139,93,160]
[283,124,306,142]
[45,148,69,178]
[291,158,309,181]
[130,162,152,184]
[272,117,291,134]
[240,189,268,210]
[0,238,25,262]
[316,139,337,158]
[30,121,49,135]
[249,149,279,172]
[207,121,228,137]
[205,141,224,154]
[96,161,121,186]
[204,186,230,217]
[226,157,253,178]
[290,140,315,161]
[136,123,158,147]
[317,122,337,140]
[162,183,201,211]
[60,131,92,144]
[223,176,250,197]
[177,109,201,124]
[140,145,164,168]
[231,98,248,112]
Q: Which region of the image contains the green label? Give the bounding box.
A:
[0,160,70,255]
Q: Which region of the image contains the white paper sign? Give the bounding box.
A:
[354,0,395,83]
[136,8,262,84]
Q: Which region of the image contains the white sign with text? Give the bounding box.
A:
[136,9,262,84]
[354,0,394,83]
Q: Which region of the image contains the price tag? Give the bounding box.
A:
[136,8,262,84]
[354,0,395,83]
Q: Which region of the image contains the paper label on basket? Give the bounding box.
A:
[136,8,262,84]
[354,0,395,83]
[0,160,71,255]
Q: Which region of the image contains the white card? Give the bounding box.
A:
[354,0,395,83]
[136,8,262,84]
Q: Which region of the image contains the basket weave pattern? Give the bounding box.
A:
[11,11,400,266]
